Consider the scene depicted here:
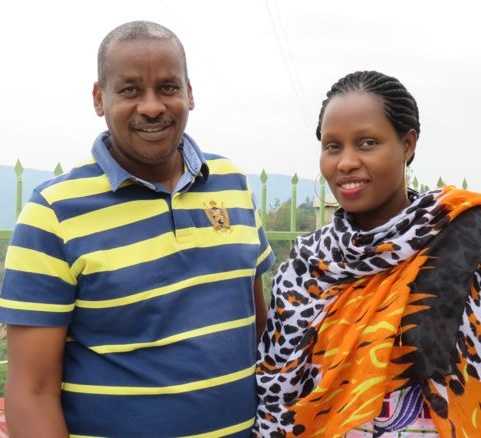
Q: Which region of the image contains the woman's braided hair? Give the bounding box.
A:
[315,71,420,165]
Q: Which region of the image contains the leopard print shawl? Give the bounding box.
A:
[255,186,481,437]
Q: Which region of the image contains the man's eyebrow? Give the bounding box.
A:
[116,75,142,83]
[158,75,183,83]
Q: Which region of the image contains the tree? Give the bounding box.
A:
[263,197,317,302]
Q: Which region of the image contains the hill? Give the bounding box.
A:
[247,173,322,208]
[0,165,55,229]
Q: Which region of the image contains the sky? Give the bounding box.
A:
[2,0,481,191]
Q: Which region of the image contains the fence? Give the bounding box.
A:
[0,160,471,244]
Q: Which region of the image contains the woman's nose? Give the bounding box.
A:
[337,149,361,172]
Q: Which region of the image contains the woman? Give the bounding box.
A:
[254,71,481,437]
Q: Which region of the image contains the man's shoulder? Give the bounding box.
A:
[33,157,105,198]
[203,153,246,176]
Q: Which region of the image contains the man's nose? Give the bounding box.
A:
[137,90,166,118]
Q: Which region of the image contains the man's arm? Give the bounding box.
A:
[253,277,267,341]
[5,325,69,438]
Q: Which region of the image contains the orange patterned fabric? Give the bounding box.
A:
[255,187,481,437]
[291,255,426,436]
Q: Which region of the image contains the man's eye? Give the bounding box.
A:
[161,85,178,94]
[120,87,139,97]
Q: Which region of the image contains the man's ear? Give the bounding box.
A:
[93,82,104,116]
[187,80,195,110]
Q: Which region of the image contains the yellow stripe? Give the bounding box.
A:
[5,246,76,285]
[61,199,170,242]
[362,321,396,334]
[69,418,254,438]
[63,191,252,245]
[62,365,255,395]
[17,202,61,234]
[0,297,74,313]
[75,268,255,308]
[71,225,259,276]
[340,392,386,430]
[324,347,340,358]
[254,207,262,227]
[206,158,243,175]
[91,315,255,353]
[179,418,254,438]
[41,174,111,203]
[62,192,255,242]
[257,245,273,266]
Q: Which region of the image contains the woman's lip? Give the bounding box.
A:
[338,181,366,190]
[337,181,367,197]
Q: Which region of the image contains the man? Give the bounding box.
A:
[0,20,274,437]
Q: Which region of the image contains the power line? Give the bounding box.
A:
[160,0,276,149]
[264,0,311,135]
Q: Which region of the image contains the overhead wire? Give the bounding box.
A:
[264,0,312,137]
[159,0,276,149]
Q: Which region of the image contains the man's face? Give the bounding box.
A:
[93,38,194,181]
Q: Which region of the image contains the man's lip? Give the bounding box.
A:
[132,123,171,132]
[131,124,173,142]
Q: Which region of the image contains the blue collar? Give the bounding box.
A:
[91,131,209,192]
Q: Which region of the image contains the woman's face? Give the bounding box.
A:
[319,91,416,230]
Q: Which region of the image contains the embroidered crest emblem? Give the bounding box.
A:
[204,200,231,232]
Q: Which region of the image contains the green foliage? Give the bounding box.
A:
[0,240,7,292]
[297,198,317,231]
[266,197,316,233]
[0,240,7,261]
[262,268,274,304]
[262,197,317,302]
[0,242,8,395]
[0,340,6,362]
[0,364,5,397]
[0,339,6,396]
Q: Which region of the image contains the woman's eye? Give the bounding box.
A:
[323,143,340,152]
[359,139,377,149]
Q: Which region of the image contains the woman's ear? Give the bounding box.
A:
[404,129,417,164]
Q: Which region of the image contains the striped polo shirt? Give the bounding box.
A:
[0,131,275,437]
